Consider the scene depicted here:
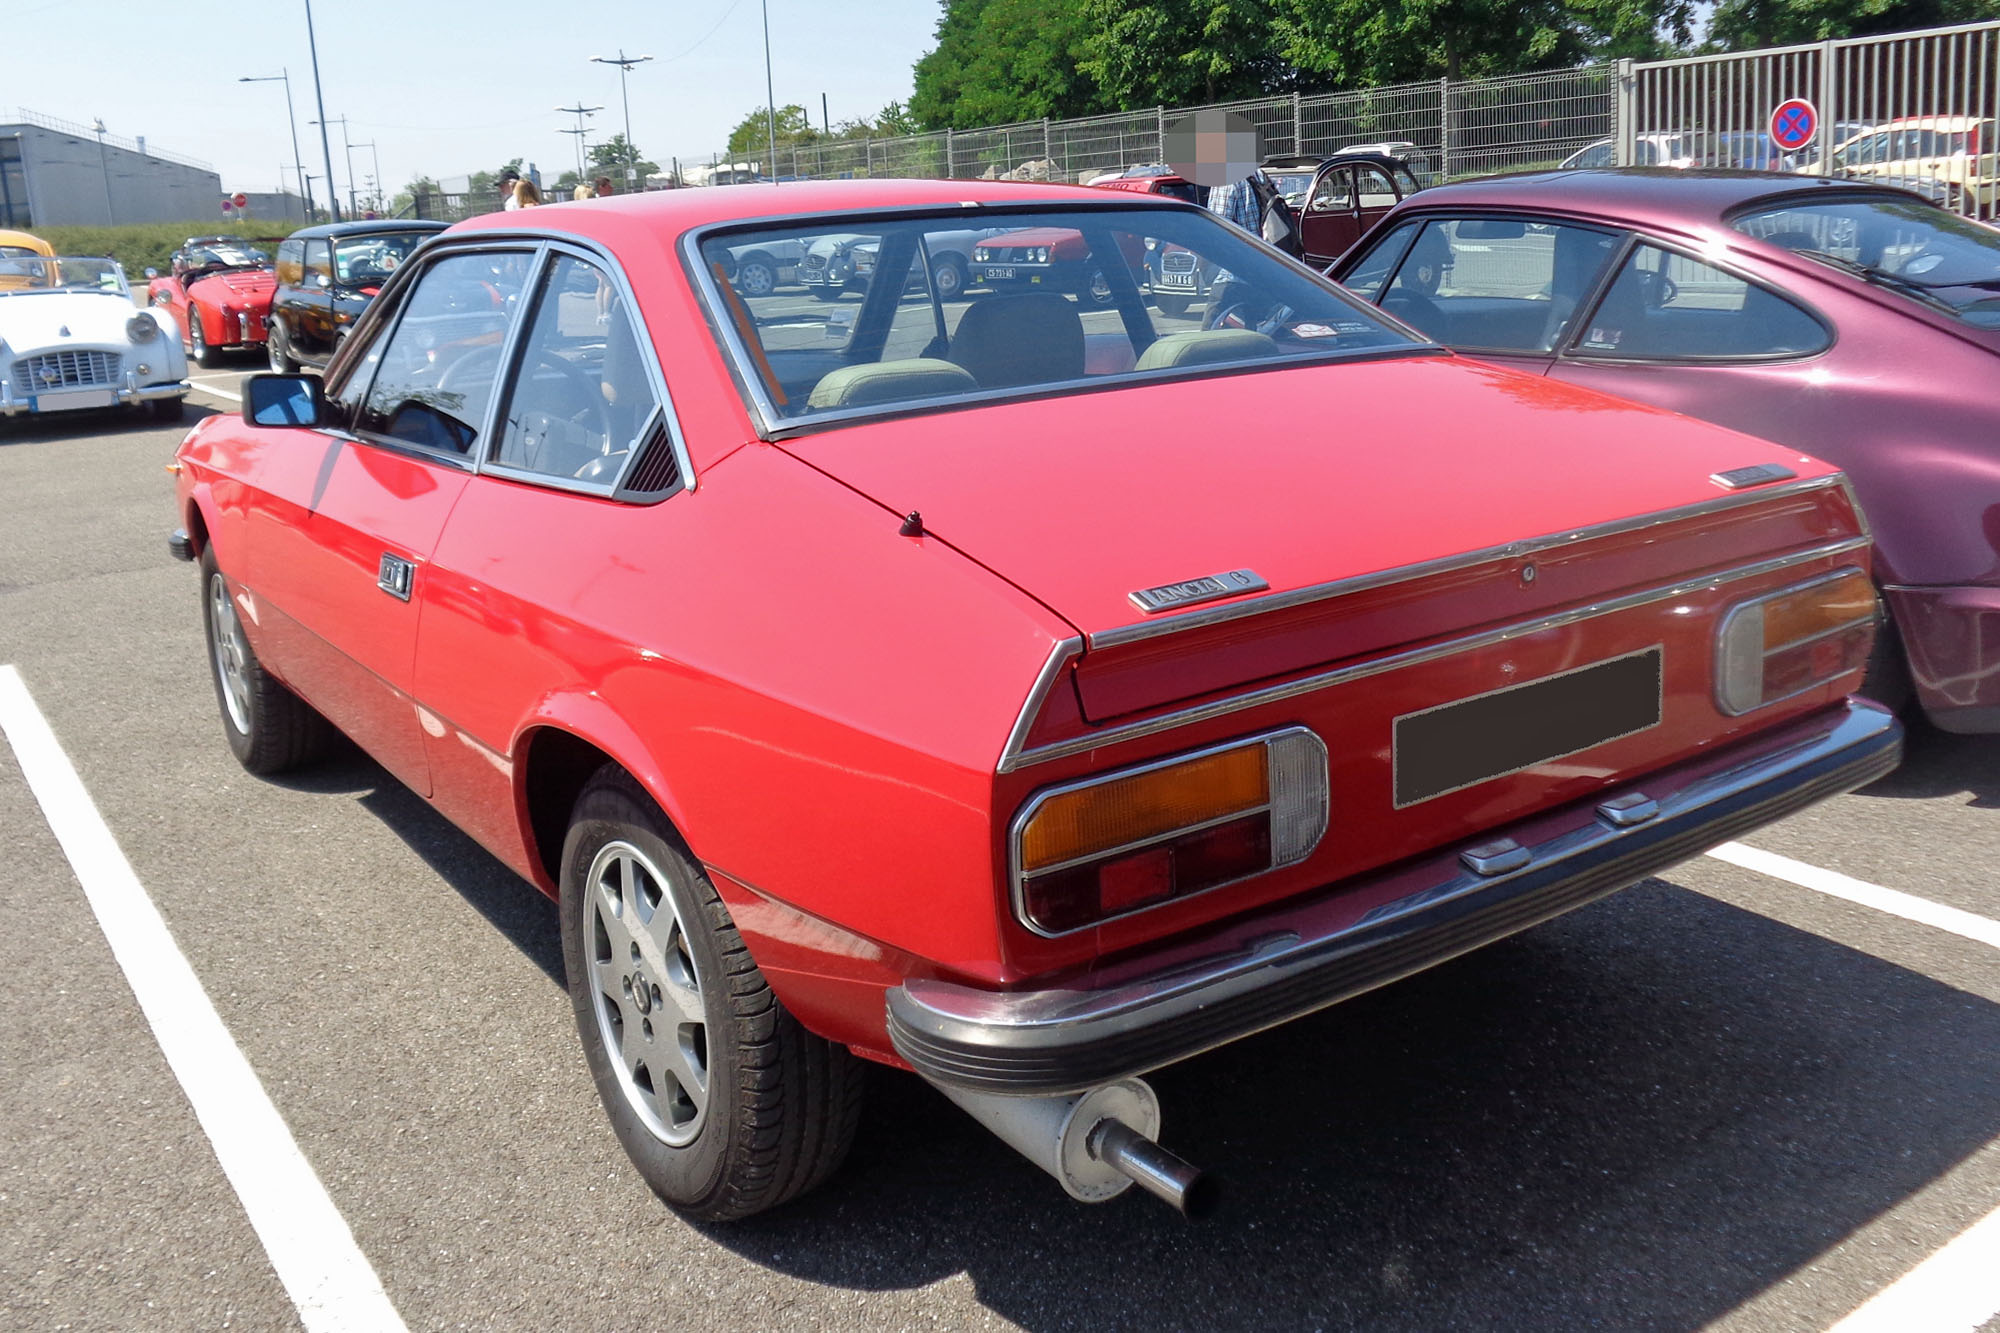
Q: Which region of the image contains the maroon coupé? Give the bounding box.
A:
[1331,170,2000,732]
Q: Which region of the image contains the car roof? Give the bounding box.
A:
[287,219,451,241]
[444,178,1127,243]
[1377,167,1928,224]
[1261,151,1416,173]
[0,228,53,255]
[1872,115,1993,131]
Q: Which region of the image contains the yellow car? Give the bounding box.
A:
[1804,117,1998,218]
[0,228,55,292]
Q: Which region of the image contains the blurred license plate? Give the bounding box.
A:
[986,266,1015,280]
[1392,646,1663,808]
[40,388,115,410]
[1161,272,1196,288]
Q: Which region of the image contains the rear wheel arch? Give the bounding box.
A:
[518,723,698,892]
[182,494,214,559]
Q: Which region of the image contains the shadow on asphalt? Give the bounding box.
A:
[703,884,2000,1330]
[1857,714,2000,809]
[268,744,565,986]
[0,402,219,444]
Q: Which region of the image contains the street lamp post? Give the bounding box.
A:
[90,118,114,223]
[353,140,380,212]
[239,70,310,221]
[557,102,602,181]
[590,51,652,186]
[311,114,357,218]
[301,0,341,221]
[761,0,777,179]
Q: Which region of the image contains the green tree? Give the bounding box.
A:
[1077,0,1285,108]
[726,105,819,158]
[467,157,524,198]
[911,0,1109,129]
[389,174,441,215]
[1705,0,2000,48]
[1271,0,1694,83]
[587,135,660,182]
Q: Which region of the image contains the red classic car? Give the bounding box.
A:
[1329,170,2000,732]
[171,180,1899,1222]
[147,236,282,368]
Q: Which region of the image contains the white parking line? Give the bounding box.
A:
[1827,1198,2000,1333]
[0,666,408,1333]
[1705,841,2000,952]
[187,378,241,403]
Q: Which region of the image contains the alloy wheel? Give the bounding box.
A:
[207,571,252,734]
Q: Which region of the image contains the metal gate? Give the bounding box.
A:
[1627,20,2000,216]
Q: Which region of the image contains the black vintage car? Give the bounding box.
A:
[266,220,448,372]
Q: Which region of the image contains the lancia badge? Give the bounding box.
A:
[1128,568,1269,614]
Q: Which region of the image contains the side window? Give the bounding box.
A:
[1381,218,1618,353]
[1340,220,1422,302]
[275,240,304,285]
[1392,166,1422,197]
[303,239,332,287]
[494,254,663,484]
[1354,165,1399,209]
[1308,168,1354,213]
[1572,243,1829,360]
[355,252,520,454]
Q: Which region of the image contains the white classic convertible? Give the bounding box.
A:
[0,255,188,424]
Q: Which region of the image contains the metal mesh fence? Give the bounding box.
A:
[1048,110,1164,181]
[1447,67,1615,178]
[1300,82,1444,166]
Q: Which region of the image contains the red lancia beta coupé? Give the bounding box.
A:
[170,179,1901,1221]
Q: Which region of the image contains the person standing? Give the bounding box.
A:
[513,178,543,208]
[498,168,523,210]
[593,176,614,198]
[572,181,596,201]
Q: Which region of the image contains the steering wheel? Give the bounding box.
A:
[438,346,611,461]
[1639,271,1679,308]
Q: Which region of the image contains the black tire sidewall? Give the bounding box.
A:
[198,547,259,767]
[559,776,739,1210]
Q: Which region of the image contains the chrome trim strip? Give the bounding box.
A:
[1000,534,1870,773]
[995,635,1082,772]
[1008,725,1327,939]
[1088,473,1849,649]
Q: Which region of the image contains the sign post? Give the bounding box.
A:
[1770,98,1819,163]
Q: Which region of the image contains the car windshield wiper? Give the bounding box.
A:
[1794,248,1960,314]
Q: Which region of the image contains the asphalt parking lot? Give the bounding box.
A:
[2,364,1997,1333]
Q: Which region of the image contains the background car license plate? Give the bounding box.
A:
[1161,272,1196,288]
[987,266,1016,280]
[39,388,116,411]
[1392,647,1664,807]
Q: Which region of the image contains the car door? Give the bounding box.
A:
[1545,238,1835,443]
[1300,165,1359,266]
[1351,164,1406,247]
[248,246,528,794]
[296,236,336,362]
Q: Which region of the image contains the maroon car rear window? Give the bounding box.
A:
[1733,197,2000,330]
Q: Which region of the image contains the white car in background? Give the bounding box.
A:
[0,256,187,424]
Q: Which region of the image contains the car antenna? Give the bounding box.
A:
[899,511,924,537]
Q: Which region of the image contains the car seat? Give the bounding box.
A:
[946,294,1085,389]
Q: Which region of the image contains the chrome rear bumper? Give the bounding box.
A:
[888,700,1902,1096]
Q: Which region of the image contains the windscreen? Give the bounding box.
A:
[695,205,1423,425]
[1734,196,2000,329]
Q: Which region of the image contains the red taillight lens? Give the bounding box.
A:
[1715,568,1877,715]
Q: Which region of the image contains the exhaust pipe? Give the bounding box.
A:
[934,1078,1218,1218]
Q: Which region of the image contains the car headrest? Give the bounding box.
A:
[1134,329,1279,372]
[805,359,979,411]
[947,293,1085,389]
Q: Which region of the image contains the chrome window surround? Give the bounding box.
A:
[1008,726,1330,939]
[327,231,697,499]
[677,202,1438,442]
[997,528,1871,775]
[1713,566,1878,716]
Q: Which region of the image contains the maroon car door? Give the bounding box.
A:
[1351,164,1405,250]
[247,250,520,795]
[1300,165,1360,266]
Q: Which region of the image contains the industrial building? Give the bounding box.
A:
[1,110,222,228]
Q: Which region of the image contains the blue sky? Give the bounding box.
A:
[1,0,946,196]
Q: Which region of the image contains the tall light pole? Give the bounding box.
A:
[301,0,341,220]
[761,0,778,178]
[557,102,601,181]
[591,51,652,186]
[90,118,114,223]
[353,140,380,211]
[311,114,356,218]
[239,71,310,220]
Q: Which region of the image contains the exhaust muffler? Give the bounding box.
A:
[935,1078,1218,1218]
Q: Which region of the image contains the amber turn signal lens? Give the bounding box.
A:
[1716,568,1877,715]
[1018,744,1268,874]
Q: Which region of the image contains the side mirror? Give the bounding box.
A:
[145,266,159,278]
[315,273,332,289]
[243,374,327,428]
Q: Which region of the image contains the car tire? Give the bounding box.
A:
[559,766,865,1221]
[188,311,218,369]
[149,396,185,423]
[267,328,298,374]
[734,254,778,298]
[200,547,330,774]
[1154,294,1191,318]
[934,255,967,300]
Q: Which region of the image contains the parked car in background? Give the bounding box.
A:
[265,220,447,372]
[1797,116,1998,217]
[1561,133,1721,170]
[1259,151,1425,267]
[720,237,805,297]
[1331,169,2000,730]
[0,255,186,423]
[0,228,54,292]
[1090,171,1203,205]
[146,236,282,368]
[801,227,998,300]
[1336,139,1439,184]
[174,178,1897,1222]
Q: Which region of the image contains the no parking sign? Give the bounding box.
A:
[1770,98,1818,154]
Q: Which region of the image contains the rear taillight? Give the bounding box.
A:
[1715,568,1877,715]
[1012,728,1328,936]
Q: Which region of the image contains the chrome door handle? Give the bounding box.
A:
[377,553,415,601]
